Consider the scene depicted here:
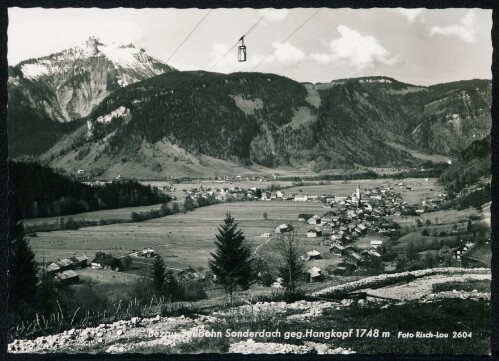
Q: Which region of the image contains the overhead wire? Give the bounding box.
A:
[251,8,322,71]
[208,8,272,71]
[165,9,213,63]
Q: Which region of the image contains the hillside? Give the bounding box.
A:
[439,135,491,193]
[31,73,491,178]
[8,55,492,178]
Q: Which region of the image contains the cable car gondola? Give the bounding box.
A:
[238,36,246,62]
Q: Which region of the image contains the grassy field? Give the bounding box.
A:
[28,200,327,269]
[25,179,463,273]
[391,206,480,229]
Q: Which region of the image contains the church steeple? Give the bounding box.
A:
[356,182,362,208]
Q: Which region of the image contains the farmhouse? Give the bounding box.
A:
[367,249,381,258]
[370,240,384,248]
[307,228,322,238]
[304,250,322,260]
[307,215,321,225]
[333,262,357,275]
[55,270,79,286]
[57,258,76,272]
[46,262,61,274]
[91,253,122,271]
[330,244,345,255]
[461,240,491,268]
[177,267,204,281]
[451,244,472,261]
[306,267,323,282]
[140,248,156,258]
[298,213,314,222]
[275,224,293,234]
[70,255,88,269]
[294,194,308,202]
[344,252,362,266]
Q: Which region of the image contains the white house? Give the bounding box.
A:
[294,194,308,202]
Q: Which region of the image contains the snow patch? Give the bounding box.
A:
[359,78,392,84]
[20,63,50,79]
[98,44,166,77]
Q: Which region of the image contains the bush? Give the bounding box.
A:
[178,281,207,301]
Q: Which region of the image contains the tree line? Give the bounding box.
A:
[9,161,170,218]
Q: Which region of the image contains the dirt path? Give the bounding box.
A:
[362,273,490,300]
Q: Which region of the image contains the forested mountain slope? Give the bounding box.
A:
[10,69,491,178]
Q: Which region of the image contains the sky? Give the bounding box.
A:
[7,7,492,85]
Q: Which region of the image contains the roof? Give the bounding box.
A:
[462,240,491,267]
[91,254,120,266]
[348,252,362,261]
[307,229,320,233]
[330,244,345,250]
[47,263,61,272]
[298,213,314,218]
[307,250,321,256]
[55,270,79,280]
[308,267,322,277]
[57,259,73,267]
[70,255,88,263]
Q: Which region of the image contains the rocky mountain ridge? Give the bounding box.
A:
[8,36,175,122]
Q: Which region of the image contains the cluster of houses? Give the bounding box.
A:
[45,255,88,286]
[177,185,325,203]
[416,194,448,213]
[44,251,130,287]
[209,174,280,182]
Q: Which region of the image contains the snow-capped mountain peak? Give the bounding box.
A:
[10,36,175,122]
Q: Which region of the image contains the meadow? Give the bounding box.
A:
[28,200,327,269]
[27,178,454,272]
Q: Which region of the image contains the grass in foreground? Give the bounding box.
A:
[128,298,490,355]
[432,279,490,293]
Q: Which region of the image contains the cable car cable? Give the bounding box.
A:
[208,8,271,70]
[251,8,321,71]
[166,9,212,63]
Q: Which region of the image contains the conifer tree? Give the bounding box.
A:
[8,193,39,314]
[209,212,254,305]
[150,256,166,297]
[274,233,304,301]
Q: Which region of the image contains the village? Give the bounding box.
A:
[39,179,491,292]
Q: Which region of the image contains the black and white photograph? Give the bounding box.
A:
[3,3,494,356]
